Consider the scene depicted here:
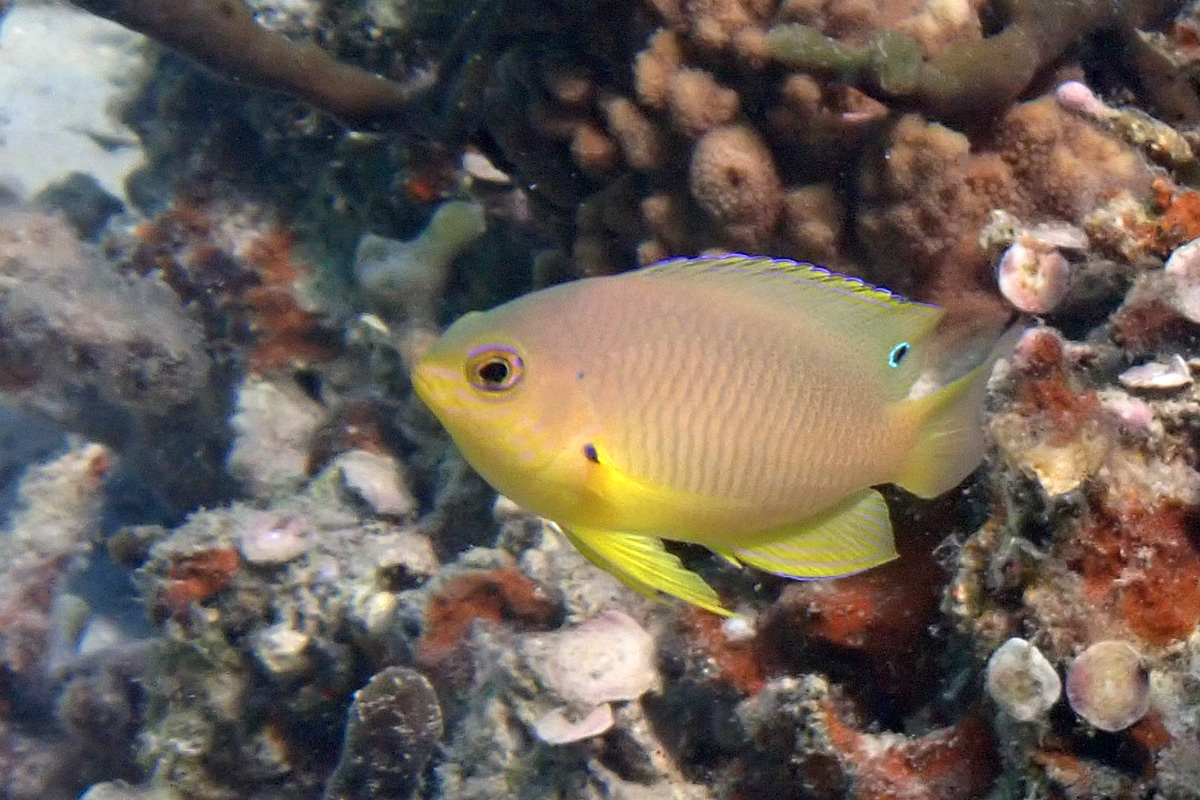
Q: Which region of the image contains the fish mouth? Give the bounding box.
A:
[412,362,468,412]
[410,361,448,410]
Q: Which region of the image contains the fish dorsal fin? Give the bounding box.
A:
[635,254,943,350]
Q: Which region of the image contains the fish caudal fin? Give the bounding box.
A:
[718,489,896,579]
[561,525,732,616]
[894,323,1021,498]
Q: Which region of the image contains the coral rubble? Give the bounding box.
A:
[324,666,443,800]
[0,207,226,511]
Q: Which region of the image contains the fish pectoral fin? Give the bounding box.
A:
[561,526,732,616]
[729,490,897,579]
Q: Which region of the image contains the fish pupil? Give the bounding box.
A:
[888,342,910,368]
[583,443,599,463]
[478,359,510,385]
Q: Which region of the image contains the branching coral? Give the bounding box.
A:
[763,0,1182,123]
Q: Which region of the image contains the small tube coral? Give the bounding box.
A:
[601,95,666,172]
[667,67,741,136]
[354,200,487,326]
[634,28,683,110]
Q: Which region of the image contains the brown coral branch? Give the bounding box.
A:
[68,0,428,131]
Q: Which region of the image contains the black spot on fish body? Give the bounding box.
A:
[583,443,599,463]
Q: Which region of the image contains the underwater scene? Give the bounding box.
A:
[5,0,1200,797]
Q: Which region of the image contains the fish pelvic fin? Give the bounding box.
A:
[724,490,897,579]
[894,322,1023,498]
[560,525,732,616]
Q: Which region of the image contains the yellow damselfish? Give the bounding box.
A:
[413,255,1010,615]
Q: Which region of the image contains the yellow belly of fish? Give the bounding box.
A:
[551,434,896,547]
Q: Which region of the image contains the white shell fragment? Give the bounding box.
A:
[997,238,1074,314]
[332,449,417,518]
[1055,80,1113,120]
[1066,640,1151,732]
[1098,389,1158,435]
[1165,237,1200,324]
[1164,237,1200,280]
[239,513,308,565]
[1118,354,1193,391]
[528,610,657,707]
[462,149,513,184]
[253,624,311,678]
[985,637,1062,722]
[534,703,616,745]
[522,611,657,745]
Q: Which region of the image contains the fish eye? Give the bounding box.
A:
[888,342,910,368]
[466,346,524,392]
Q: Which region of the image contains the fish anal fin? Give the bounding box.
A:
[561,526,732,616]
[729,490,897,579]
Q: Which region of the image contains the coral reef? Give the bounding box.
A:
[739,675,1000,800]
[762,0,1180,122]
[354,200,487,327]
[130,460,435,799]
[16,0,1200,798]
[0,443,111,679]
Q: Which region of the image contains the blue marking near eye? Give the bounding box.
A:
[888,342,910,368]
